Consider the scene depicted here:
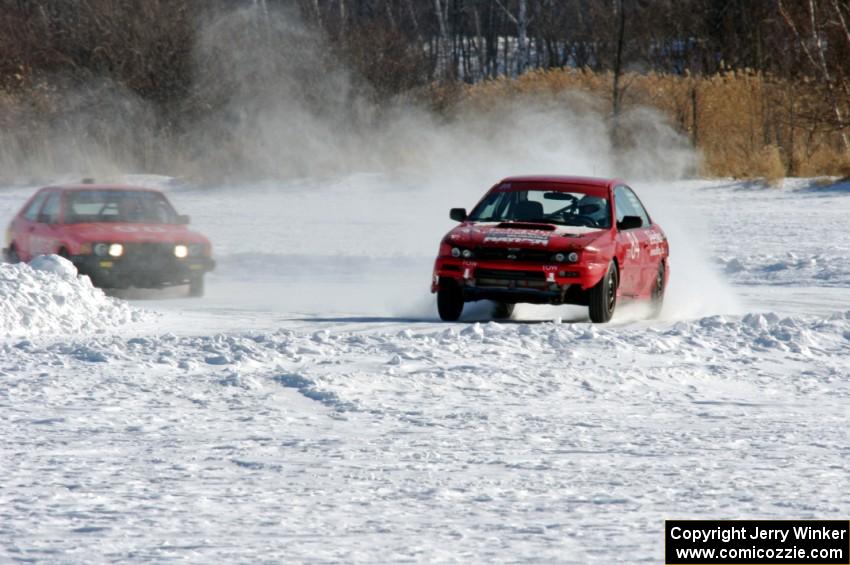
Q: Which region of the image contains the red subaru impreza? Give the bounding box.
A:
[432,176,669,322]
[3,183,215,296]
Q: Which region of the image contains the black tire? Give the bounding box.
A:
[4,244,20,264]
[188,275,205,298]
[588,261,618,323]
[649,262,666,318]
[491,301,515,320]
[437,282,464,321]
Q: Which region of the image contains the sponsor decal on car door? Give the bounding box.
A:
[616,185,661,295]
[616,228,641,294]
[613,185,645,295]
[641,227,667,290]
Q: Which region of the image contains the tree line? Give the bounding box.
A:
[1,0,848,175]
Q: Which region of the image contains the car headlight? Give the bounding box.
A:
[450,247,474,259]
[94,243,108,256]
[552,251,580,263]
[174,244,189,259]
[108,243,124,258]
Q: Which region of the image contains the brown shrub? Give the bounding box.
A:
[463,68,850,178]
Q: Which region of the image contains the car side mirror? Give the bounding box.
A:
[450,208,467,222]
[177,214,191,225]
[617,215,643,230]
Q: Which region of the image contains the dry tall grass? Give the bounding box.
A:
[3,65,849,181]
[463,68,850,179]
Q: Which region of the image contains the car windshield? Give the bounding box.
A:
[469,188,611,229]
[65,190,179,224]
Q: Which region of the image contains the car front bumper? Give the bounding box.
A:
[431,257,608,305]
[71,253,215,289]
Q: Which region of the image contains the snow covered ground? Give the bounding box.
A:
[1,175,849,563]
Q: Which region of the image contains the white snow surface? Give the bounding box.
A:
[1,175,850,562]
[0,257,142,338]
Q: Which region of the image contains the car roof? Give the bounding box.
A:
[498,175,624,188]
[41,184,164,193]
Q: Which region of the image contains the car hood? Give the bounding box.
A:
[62,223,211,245]
[445,222,607,251]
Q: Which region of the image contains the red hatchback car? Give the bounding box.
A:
[432,176,669,322]
[3,183,215,296]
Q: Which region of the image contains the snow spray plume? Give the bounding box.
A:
[185,6,698,183]
[631,182,743,320]
[185,7,737,321]
[0,5,733,321]
[0,77,162,182]
[0,5,698,184]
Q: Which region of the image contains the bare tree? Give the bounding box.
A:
[778,0,849,151]
[495,0,531,75]
[611,0,626,147]
[431,0,451,78]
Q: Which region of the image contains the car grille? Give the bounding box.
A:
[475,247,551,262]
[121,243,175,268]
[475,268,548,289]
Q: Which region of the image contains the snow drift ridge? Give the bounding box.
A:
[0,255,141,338]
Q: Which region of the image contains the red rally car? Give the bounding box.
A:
[432,176,669,322]
[3,183,215,296]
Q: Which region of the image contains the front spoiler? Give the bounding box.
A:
[432,256,607,301]
[462,286,563,304]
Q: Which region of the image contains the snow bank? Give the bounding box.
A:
[30,254,79,278]
[0,255,142,337]
[717,252,850,287]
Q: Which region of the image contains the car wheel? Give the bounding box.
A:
[588,261,618,323]
[437,281,464,321]
[491,301,515,320]
[4,244,20,264]
[649,262,666,318]
[188,275,205,298]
